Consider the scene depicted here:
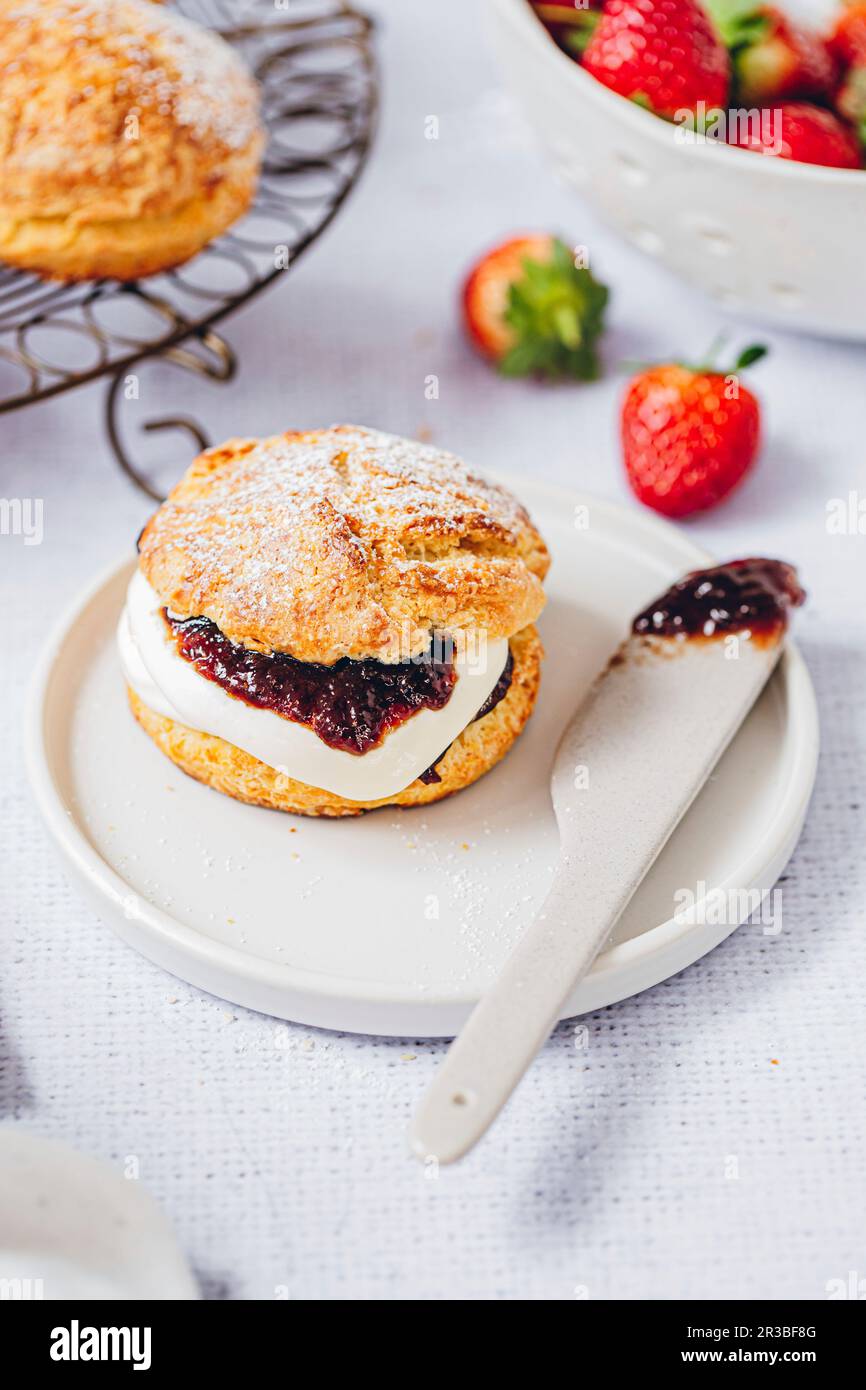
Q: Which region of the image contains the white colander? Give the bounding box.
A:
[487,0,866,339]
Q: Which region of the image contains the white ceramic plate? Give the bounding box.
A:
[27,481,818,1036]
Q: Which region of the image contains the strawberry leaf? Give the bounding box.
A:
[705,0,769,53]
[557,13,600,57]
[499,340,552,378]
[839,66,866,153]
[500,238,609,382]
[734,344,768,369]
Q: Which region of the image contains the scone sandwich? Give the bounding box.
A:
[120,426,550,817]
[0,0,264,281]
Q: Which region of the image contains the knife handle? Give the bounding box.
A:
[409,856,617,1165]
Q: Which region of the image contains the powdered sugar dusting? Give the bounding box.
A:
[8,0,261,149]
[165,426,530,600]
[201,425,529,532]
[140,426,547,662]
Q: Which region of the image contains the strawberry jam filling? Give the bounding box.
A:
[632,559,805,642]
[164,612,458,755]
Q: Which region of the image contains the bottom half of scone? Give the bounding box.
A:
[128,624,543,817]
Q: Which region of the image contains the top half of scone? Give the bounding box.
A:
[137,426,550,667]
[0,0,264,225]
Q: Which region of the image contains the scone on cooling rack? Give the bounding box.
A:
[0,0,264,282]
[118,426,550,817]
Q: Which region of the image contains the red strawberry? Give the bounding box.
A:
[621,344,766,518]
[462,235,609,380]
[708,2,835,104]
[828,3,866,150]
[728,101,862,166]
[828,2,866,66]
[581,0,730,120]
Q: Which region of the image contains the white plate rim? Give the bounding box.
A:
[25,479,820,1023]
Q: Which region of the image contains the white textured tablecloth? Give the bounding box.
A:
[2,0,865,1301]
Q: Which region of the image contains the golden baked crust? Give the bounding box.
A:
[139,426,550,664]
[128,624,543,816]
[0,0,264,281]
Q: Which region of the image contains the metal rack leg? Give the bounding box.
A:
[105,329,237,501]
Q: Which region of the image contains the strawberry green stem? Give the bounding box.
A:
[682,339,768,374]
[621,341,768,377]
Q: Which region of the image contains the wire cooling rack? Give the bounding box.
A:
[0,0,377,498]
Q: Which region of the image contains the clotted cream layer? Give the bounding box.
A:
[118,569,509,801]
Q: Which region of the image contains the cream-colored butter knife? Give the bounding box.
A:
[410,559,805,1164]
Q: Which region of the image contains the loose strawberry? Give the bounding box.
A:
[728,101,862,166]
[462,235,609,380]
[581,0,730,121]
[828,2,866,66]
[707,1,835,104]
[621,344,766,518]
